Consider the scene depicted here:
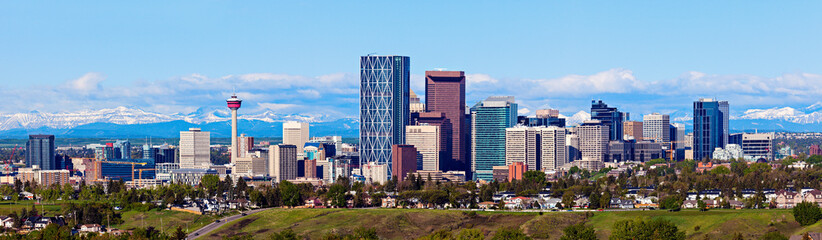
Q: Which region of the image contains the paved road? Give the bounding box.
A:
[187,208,268,240]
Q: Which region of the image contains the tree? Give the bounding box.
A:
[173,226,187,240]
[269,228,299,240]
[601,191,612,209]
[200,174,221,198]
[588,191,601,209]
[236,177,248,199]
[492,227,531,240]
[455,228,485,240]
[327,183,348,208]
[793,202,822,226]
[710,166,731,175]
[560,223,596,240]
[610,219,685,240]
[279,181,302,207]
[697,200,707,210]
[659,196,683,210]
[351,227,378,240]
[759,231,787,240]
[419,229,453,240]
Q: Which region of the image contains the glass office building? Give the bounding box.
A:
[693,98,729,160]
[470,96,518,181]
[591,100,628,141]
[359,55,410,179]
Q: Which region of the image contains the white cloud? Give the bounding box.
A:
[66,72,105,92]
[297,89,321,99]
[5,69,822,122]
[466,73,498,84]
[257,102,299,111]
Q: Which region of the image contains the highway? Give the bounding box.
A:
[187,208,268,240]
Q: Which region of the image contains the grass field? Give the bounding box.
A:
[114,209,218,233]
[204,208,821,240]
[0,200,215,234]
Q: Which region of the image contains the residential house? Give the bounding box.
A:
[478,201,496,209]
[381,196,397,208]
[574,197,590,208]
[789,232,822,240]
[802,189,822,207]
[728,200,744,209]
[79,224,102,233]
[304,197,323,208]
[775,190,801,209]
[505,197,531,209]
[682,200,699,209]
[0,216,14,229]
[609,198,635,209]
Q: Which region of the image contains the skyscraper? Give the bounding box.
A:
[269,144,297,182]
[283,121,309,157]
[238,134,254,158]
[540,127,567,171]
[26,135,55,170]
[623,121,643,141]
[642,113,670,143]
[673,123,686,149]
[504,126,567,171]
[505,126,540,171]
[591,100,627,141]
[179,128,210,169]
[470,96,517,180]
[425,70,466,172]
[113,140,131,159]
[360,55,410,179]
[577,120,609,170]
[405,125,440,171]
[391,144,417,181]
[693,98,729,160]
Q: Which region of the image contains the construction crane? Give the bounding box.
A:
[134,168,155,180]
[667,141,679,162]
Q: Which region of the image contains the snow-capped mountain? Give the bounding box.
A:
[560,111,592,126]
[0,106,178,131]
[738,106,822,124]
[0,106,343,131]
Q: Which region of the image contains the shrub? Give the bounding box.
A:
[560,223,596,240]
[793,202,822,226]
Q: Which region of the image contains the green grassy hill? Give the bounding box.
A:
[204,208,822,240]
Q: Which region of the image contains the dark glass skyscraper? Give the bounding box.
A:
[425,70,466,172]
[591,100,628,141]
[693,98,729,160]
[26,135,56,170]
[360,55,410,179]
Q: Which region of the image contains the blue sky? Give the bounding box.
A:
[1,1,821,119]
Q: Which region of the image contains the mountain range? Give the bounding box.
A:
[2,103,822,138]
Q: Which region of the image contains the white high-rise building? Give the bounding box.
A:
[269,144,297,182]
[643,113,670,143]
[577,120,609,170]
[505,126,539,171]
[673,123,686,149]
[179,128,210,169]
[505,126,567,171]
[406,125,440,171]
[540,127,567,171]
[283,121,309,157]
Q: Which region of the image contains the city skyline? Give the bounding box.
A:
[1,2,822,122]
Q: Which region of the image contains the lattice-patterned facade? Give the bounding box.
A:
[360,56,410,179]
